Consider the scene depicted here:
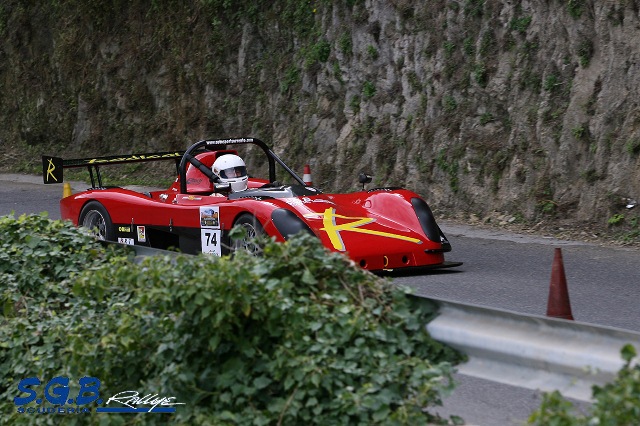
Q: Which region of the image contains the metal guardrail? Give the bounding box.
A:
[425,298,640,402]
[121,242,640,402]
[101,241,180,264]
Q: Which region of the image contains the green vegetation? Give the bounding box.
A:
[479,30,495,57]
[510,15,532,34]
[480,112,493,125]
[473,62,488,87]
[538,200,556,215]
[366,45,379,60]
[305,38,332,67]
[543,74,561,92]
[608,213,624,226]
[521,40,540,60]
[280,65,301,94]
[577,39,594,67]
[602,210,640,243]
[626,138,640,156]
[624,216,640,242]
[353,115,376,138]
[1,1,340,170]
[444,41,456,58]
[350,94,361,113]
[520,68,542,92]
[332,61,344,83]
[338,31,353,54]
[535,181,557,215]
[407,71,423,93]
[362,81,376,99]
[571,125,586,140]
[464,0,485,18]
[443,95,458,113]
[0,214,462,425]
[0,1,636,231]
[0,213,125,308]
[567,0,584,19]
[436,149,460,193]
[463,37,475,56]
[529,345,640,425]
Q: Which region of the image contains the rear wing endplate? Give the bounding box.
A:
[42,151,182,188]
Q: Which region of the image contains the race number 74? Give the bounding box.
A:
[201,229,221,256]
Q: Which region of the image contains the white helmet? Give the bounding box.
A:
[212,154,248,192]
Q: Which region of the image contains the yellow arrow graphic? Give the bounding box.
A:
[307,208,422,251]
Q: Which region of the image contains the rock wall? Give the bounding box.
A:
[1,0,639,224]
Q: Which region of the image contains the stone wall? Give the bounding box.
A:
[1,1,639,224]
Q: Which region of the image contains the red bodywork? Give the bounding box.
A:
[48,138,461,271]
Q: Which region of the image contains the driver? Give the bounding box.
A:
[212,154,248,192]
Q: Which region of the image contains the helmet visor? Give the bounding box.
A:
[219,166,247,179]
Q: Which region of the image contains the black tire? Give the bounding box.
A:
[78,201,115,241]
[231,213,265,255]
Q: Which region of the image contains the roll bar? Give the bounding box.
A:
[178,137,307,194]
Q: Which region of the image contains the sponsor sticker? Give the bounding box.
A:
[205,138,252,146]
[137,226,146,242]
[86,152,181,164]
[199,207,220,228]
[200,206,221,256]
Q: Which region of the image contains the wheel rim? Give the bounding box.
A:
[82,210,107,240]
[233,222,261,254]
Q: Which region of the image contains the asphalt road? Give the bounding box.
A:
[393,227,640,331]
[0,174,66,219]
[389,226,639,424]
[2,173,638,425]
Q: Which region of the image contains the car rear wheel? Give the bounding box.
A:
[79,201,115,241]
[231,213,265,255]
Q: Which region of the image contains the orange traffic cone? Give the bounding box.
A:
[62,182,72,198]
[303,164,313,186]
[546,248,574,320]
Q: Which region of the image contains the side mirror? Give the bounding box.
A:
[358,172,372,190]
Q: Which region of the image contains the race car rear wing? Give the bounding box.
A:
[42,151,182,188]
[42,137,309,191]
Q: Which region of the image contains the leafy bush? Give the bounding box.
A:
[529,344,640,425]
[0,214,130,424]
[529,345,640,426]
[0,213,127,314]
[0,215,462,425]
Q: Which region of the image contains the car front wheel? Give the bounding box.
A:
[230,213,265,255]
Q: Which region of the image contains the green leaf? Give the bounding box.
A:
[253,376,272,390]
[621,344,637,364]
[302,268,317,285]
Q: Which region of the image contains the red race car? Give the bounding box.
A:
[42,137,461,271]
